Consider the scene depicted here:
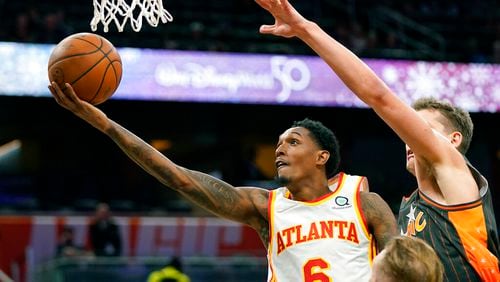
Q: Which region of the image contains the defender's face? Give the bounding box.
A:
[405,109,450,175]
[275,127,321,183]
[405,143,416,176]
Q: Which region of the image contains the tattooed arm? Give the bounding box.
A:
[175,170,271,243]
[48,82,270,241]
[107,123,270,227]
[359,191,398,251]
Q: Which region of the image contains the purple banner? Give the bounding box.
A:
[0,42,499,112]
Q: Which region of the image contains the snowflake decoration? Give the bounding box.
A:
[405,62,445,100]
[467,64,492,86]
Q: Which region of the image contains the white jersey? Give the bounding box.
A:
[267,172,375,282]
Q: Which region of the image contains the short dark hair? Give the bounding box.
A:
[292,118,340,177]
[412,97,473,154]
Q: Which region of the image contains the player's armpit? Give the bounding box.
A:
[359,192,398,251]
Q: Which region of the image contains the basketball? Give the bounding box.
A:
[48,32,122,105]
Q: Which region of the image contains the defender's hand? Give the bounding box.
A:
[254,0,308,38]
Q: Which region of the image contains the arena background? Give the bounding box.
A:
[0,0,498,281]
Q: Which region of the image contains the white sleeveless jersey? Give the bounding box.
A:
[267,172,375,282]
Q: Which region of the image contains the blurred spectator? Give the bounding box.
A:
[384,32,402,49]
[187,21,205,45]
[332,24,351,47]
[0,0,497,63]
[349,23,368,54]
[56,226,88,258]
[38,10,72,44]
[88,202,122,256]
[10,7,42,43]
[147,257,191,282]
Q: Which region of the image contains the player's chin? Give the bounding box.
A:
[406,161,416,176]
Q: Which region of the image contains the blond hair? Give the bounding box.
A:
[380,236,444,282]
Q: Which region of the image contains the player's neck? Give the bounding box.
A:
[287,182,331,202]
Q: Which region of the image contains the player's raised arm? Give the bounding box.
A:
[254,0,477,204]
[48,82,269,232]
[254,0,439,163]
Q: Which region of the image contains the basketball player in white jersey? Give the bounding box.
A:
[49,72,396,282]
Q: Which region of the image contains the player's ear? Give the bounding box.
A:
[316,150,330,166]
[450,131,463,149]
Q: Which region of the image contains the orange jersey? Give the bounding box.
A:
[398,164,500,282]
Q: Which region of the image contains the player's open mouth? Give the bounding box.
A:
[276,160,288,169]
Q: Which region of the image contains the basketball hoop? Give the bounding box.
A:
[90,0,173,32]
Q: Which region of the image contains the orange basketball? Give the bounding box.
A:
[48,32,122,105]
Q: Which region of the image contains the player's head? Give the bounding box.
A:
[275,118,340,184]
[370,236,443,282]
[60,226,75,242]
[405,97,473,175]
[95,202,110,220]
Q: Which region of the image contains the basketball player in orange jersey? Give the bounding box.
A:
[48,82,397,281]
[252,0,500,281]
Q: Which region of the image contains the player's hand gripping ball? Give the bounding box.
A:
[48,32,122,105]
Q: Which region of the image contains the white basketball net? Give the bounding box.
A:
[90,0,173,32]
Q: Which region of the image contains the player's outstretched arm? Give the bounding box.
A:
[254,0,476,204]
[254,0,444,165]
[48,82,269,235]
